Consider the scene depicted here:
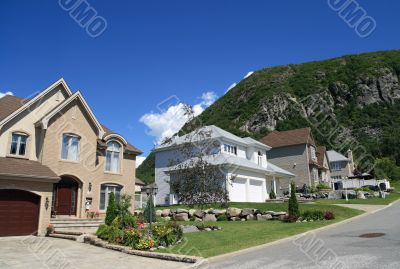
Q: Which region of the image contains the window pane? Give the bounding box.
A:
[100,191,106,210]
[62,136,69,159]
[106,151,112,171]
[10,139,17,155]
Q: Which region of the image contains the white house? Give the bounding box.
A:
[154,125,295,205]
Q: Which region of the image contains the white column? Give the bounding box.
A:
[246,178,250,202]
[273,176,277,194]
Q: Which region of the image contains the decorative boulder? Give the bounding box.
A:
[194,210,205,218]
[182,225,200,234]
[240,208,254,217]
[227,208,241,218]
[176,208,189,214]
[203,214,217,222]
[163,216,171,221]
[194,217,202,222]
[230,217,239,221]
[156,210,163,217]
[256,214,272,221]
[357,192,366,199]
[174,213,189,221]
[188,209,196,218]
[246,214,255,221]
[161,209,171,217]
[211,209,226,216]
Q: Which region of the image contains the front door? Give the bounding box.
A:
[54,177,78,216]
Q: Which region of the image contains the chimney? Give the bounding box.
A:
[347,149,355,175]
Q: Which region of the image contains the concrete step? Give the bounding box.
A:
[48,233,78,241]
[53,230,84,236]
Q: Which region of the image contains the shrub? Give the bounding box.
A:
[96,224,111,240]
[46,224,54,236]
[282,215,298,223]
[217,214,228,221]
[105,192,117,226]
[123,227,142,248]
[143,196,156,224]
[324,211,335,220]
[121,214,138,229]
[153,222,183,247]
[269,189,276,199]
[135,236,156,250]
[301,210,324,221]
[288,181,300,217]
[316,183,331,190]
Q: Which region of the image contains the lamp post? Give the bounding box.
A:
[142,184,158,233]
[344,177,349,202]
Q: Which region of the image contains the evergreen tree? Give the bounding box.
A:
[105,192,117,225]
[288,181,299,217]
[144,195,156,224]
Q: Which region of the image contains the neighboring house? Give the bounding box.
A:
[154,125,294,206]
[316,146,331,184]
[0,78,141,236]
[135,178,146,192]
[327,149,355,182]
[259,128,320,188]
[134,178,147,209]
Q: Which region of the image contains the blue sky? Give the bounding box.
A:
[0,0,399,164]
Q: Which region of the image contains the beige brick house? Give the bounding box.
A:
[0,78,141,236]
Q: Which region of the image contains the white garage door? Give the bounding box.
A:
[248,180,263,202]
[230,178,247,202]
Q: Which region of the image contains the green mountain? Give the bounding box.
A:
[138,50,400,183]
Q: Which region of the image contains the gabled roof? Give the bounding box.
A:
[259,128,315,148]
[327,150,349,162]
[38,91,105,139]
[0,157,59,181]
[0,95,29,122]
[101,124,142,154]
[155,125,270,152]
[135,178,146,186]
[0,78,72,130]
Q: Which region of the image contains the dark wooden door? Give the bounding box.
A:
[55,185,77,215]
[0,189,40,236]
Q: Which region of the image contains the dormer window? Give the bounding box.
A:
[10,133,28,156]
[223,144,237,155]
[61,134,80,161]
[105,141,121,173]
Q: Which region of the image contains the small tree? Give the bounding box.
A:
[288,181,299,217]
[105,192,117,225]
[269,189,276,200]
[143,196,156,224]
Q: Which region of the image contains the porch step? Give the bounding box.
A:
[48,233,78,241]
[50,219,104,234]
[53,230,84,236]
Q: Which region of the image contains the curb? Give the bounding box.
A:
[82,235,202,264]
[205,201,398,264]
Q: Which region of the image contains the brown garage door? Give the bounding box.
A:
[0,189,40,236]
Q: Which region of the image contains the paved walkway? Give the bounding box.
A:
[0,236,187,269]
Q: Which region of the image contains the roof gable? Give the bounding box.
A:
[259,128,315,148]
[0,95,28,122]
[0,78,72,130]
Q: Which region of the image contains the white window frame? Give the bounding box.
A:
[331,161,342,171]
[61,134,81,161]
[223,143,237,155]
[100,184,122,211]
[10,132,28,157]
[105,141,122,173]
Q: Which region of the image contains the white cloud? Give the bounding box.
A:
[136,156,146,168]
[140,91,217,145]
[225,82,237,93]
[0,91,13,99]
[243,71,254,79]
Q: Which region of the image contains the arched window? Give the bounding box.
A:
[61,134,80,161]
[10,132,28,156]
[105,141,121,173]
[100,184,122,210]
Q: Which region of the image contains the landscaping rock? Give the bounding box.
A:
[174,213,189,221]
[240,208,254,217]
[188,209,196,218]
[204,228,212,232]
[156,210,163,217]
[272,211,287,216]
[357,192,366,199]
[161,209,171,217]
[210,209,226,216]
[264,211,275,215]
[163,216,171,221]
[257,214,272,221]
[182,225,200,234]
[203,214,217,222]
[176,208,189,214]
[246,214,255,221]
[230,217,239,221]
[194,210,205,218]
[227,208,241,218]
[194,217,202,222]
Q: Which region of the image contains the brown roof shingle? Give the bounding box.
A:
[316,146,327,167]
[260,128,315,148]
[101,124,142,155]
[0,157,59,180]
[0,95,28,122]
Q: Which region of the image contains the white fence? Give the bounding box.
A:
[340,179,390,189]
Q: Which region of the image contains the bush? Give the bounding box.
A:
[217,214,228,221]
[144,196,156,224]
[316,183,331,190]
[324,211,335,220]
[123,227,142,248]
[96,224,124,243]
[135,236,156,250]
[153,222,183,247]
[282,215,299,223]
[301,210,324,221]
[269,189,276,199]
[288,181,300,217]
[105,192,117,225]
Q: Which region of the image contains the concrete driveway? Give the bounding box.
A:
[0,236,188,269]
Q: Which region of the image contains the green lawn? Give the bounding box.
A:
[156,203,362,258]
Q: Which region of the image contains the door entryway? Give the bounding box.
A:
[53,177,79,216]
